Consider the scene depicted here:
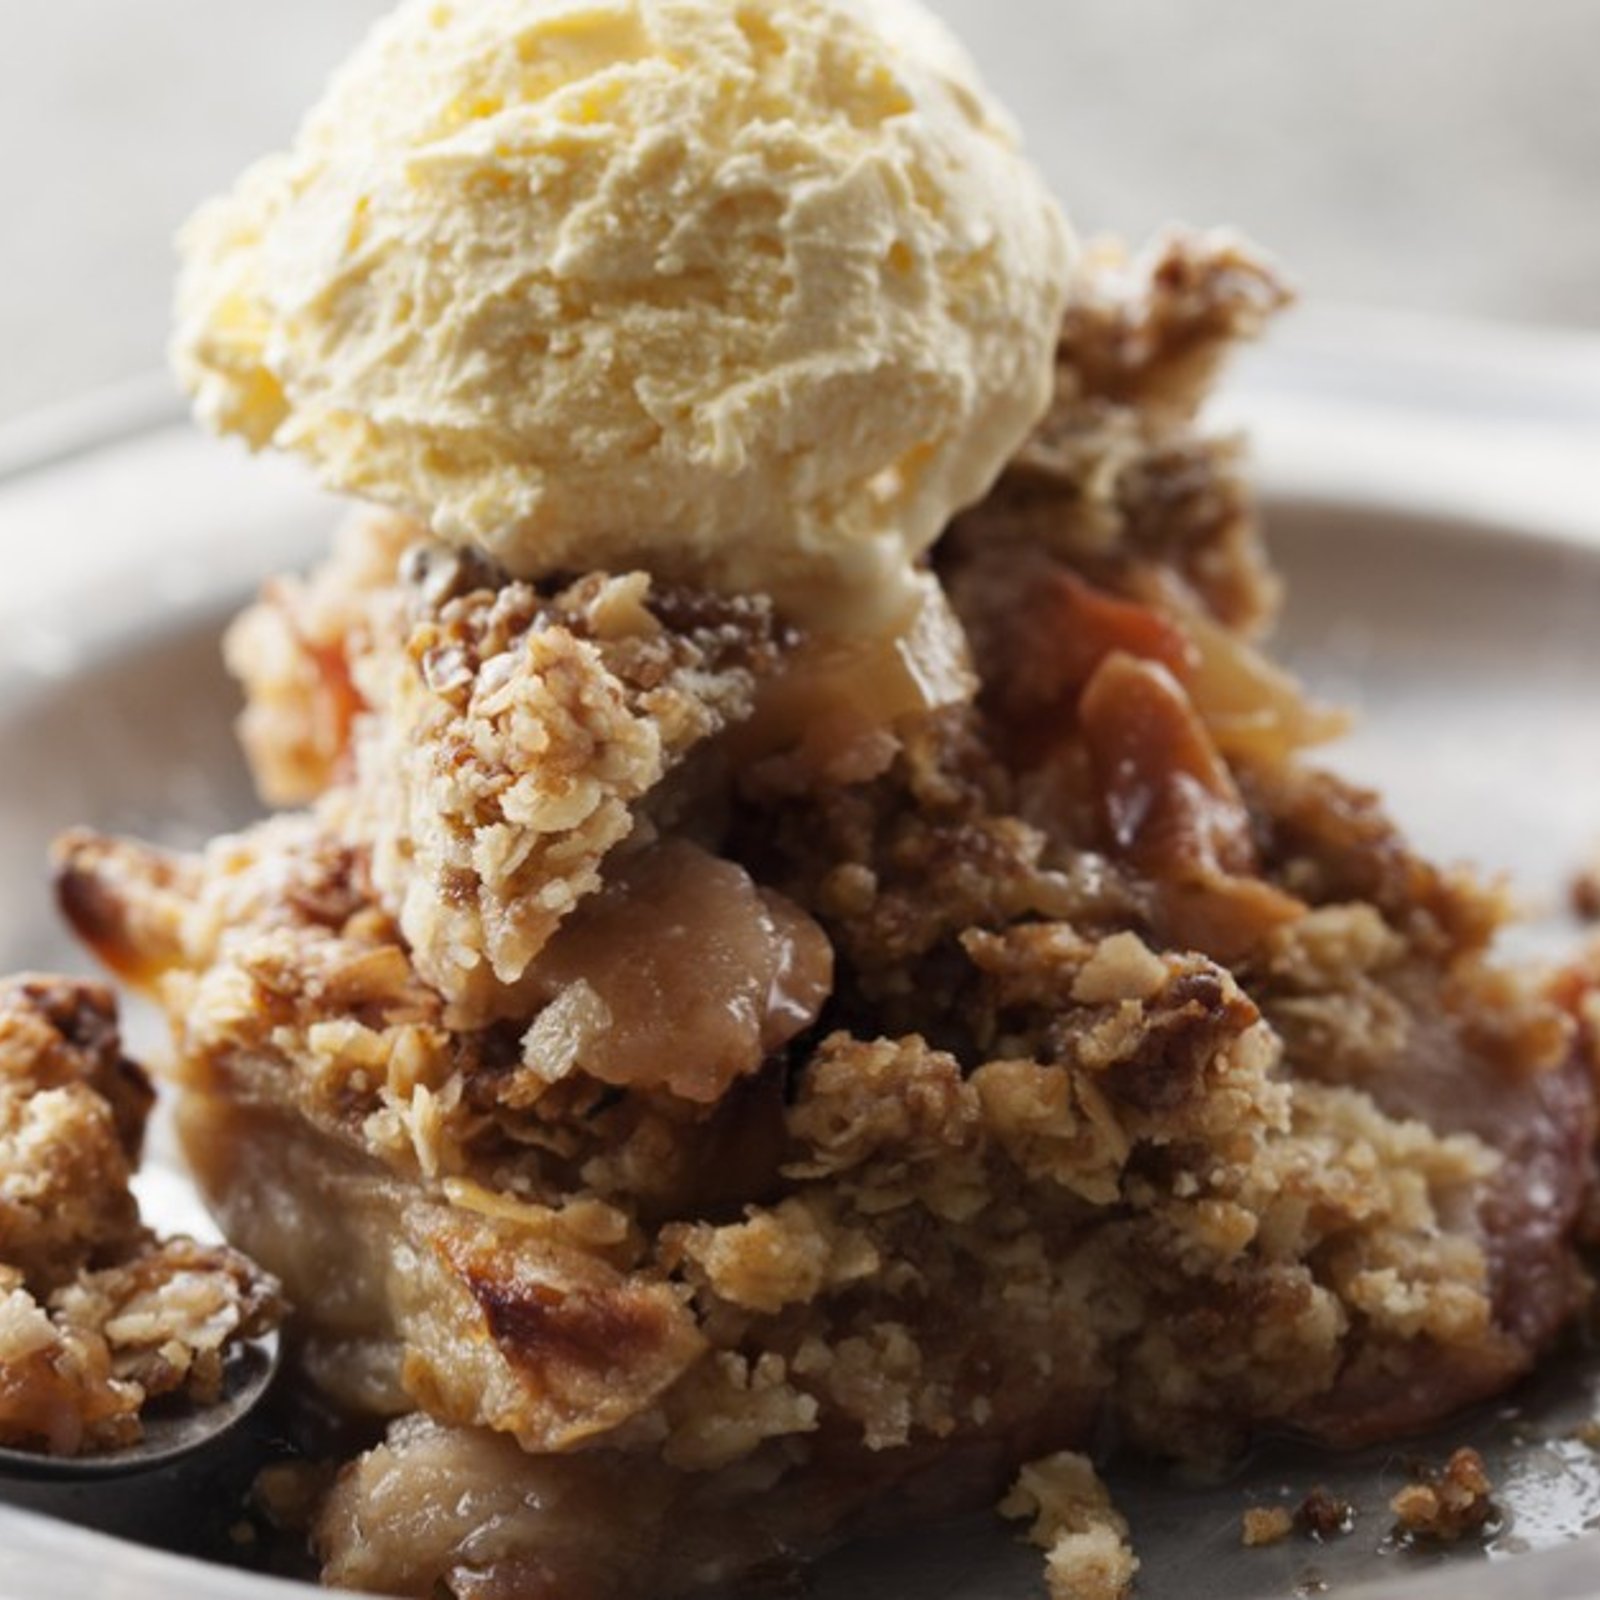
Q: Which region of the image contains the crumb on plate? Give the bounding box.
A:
[1389,1447,1497,1542]
[1002,1452,1138,1600]
[1241,1505,1294,1547]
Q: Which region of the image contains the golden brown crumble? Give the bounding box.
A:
[0,974,150,1288]
[223,511,414,807]
[49,231,1600,1597]
[1241,1485,1356,1549]
[0,978,282,1456]
[1240,1505,1294,1547]
[1389,1447,1498,1542]
[946,229,1293,640]
[233,529,787,1026]
[1002,1452,1138,1600]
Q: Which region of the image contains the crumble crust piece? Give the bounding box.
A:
[53,232,1600,1597]
[1001,1451,1138,1600]
[1389,1446,1498,1543]
[230,543,787,1026]
[1240,1505,1294,1547]
[0,977,282,1456]
[1297,1485,1356,1540]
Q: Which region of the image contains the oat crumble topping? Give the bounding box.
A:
[0,978,282,1456]
[1389,1447,1498,1543]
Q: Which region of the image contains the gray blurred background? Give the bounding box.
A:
[2,0,1598,427]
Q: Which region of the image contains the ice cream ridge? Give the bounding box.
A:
[174,0,1074,628]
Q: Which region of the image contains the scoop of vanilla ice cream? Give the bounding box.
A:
[174,0,1073,623]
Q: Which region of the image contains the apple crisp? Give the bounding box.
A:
[53,233,1600,1598]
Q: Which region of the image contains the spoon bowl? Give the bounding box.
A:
[0,1334,281,1484]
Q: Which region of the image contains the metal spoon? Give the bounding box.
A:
[0,1332,281,1482]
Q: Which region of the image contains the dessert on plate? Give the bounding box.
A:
[19,0,1600,1595]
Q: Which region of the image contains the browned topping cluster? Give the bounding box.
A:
[1235,1478,1350,1555]
[1389,1447,1498,1543]
[1240,1485,1357,1550]
[0,978,281,1457]
[1240,1506,1294,1547]
[1297,1486,1357,1540]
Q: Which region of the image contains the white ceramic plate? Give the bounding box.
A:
[2,311,1600,1599]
